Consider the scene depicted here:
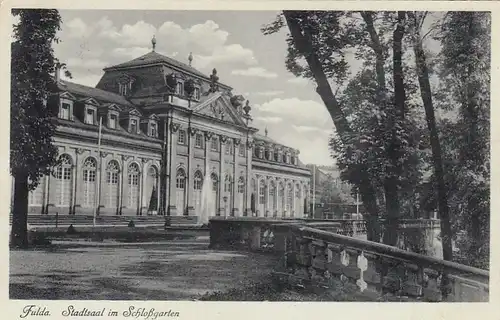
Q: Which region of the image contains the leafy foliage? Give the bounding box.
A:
[11,9,65,190]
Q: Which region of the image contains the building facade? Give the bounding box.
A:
[25,45,311,222]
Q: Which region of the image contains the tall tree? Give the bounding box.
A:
[436,12,490,268]
[262,11,382,241]
[407,11,454,262]
[10,9,65,248]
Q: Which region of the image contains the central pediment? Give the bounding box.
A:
[193,93,247,126]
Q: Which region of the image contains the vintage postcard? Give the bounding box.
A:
[1,0,498,319]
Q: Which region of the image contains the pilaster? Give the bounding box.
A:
[186,126,197,216]
[245,140,253,216]
[168,122,180,215]
[232,138,240,216]
[218,134,227,216]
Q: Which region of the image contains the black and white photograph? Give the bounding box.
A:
[6,3,492,310]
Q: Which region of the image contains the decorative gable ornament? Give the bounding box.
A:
[210,101,225,120]
[209,68,219,93]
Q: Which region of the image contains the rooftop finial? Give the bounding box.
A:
[265,127,268,137]
[188,52,193,66]
[152,35,157,52]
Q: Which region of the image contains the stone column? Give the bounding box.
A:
[218,135,227,216]
[119,155,129,215]
[232,138,240,216]
[245,140,254,216]
[265,178,270,217]
[70,152,78,215]
[186,127,197,216]
[42,175,50,215]
[168,122,180,216]
[140,158,149,215]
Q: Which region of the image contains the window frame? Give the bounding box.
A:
[108,112,118,129]
[59,99,73,121]
[195,133,203,148]
[210,137,218,151]
[129,117,139,134]
[178,129,186,145]
[84,106,97,125]
[149,120,158,138]
[176,80,185,96]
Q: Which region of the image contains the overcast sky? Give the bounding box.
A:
[47,10,335,165]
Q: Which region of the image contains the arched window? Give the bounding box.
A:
[128,163,140,209]
[176,168,186,214]
[105,160,120,208]
[211,173,218,191]
[54,154,73,206]
[193,170,203,190]
[82,157,97,208]
[295,184,302,217]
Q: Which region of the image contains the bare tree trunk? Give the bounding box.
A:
[409,12,453,263]
[10,172,29,248]
[284,11,380,241]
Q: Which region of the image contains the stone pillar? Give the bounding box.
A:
[140,158,148,215]
[119,155,129,215]
[168,122,180,216]
[265,178,270,217]
[218,135,226,216]
[232,138,240,216]
[70,153,78,215]
[245,140,254,216]
[186,127,196,216]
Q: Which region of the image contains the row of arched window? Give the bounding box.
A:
[252,178,305,217]
[253,146,297,165]
[29,154,159,211]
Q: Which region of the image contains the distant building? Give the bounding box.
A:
[20,38,310,223]
[306,164,362,219]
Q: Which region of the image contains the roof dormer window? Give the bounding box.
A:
[59,101,72,120]
[119,83,128,96]
[194,87,201,101]
[108,113,118,129]
[176,81,184,96]
[85,107,97,125]
[149,122,158,138]
[129,118,138,134]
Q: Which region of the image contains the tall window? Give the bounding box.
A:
[193,170,203,211]
[85,108,95,125]
[225,140,232,154]
[119,83,128,96]
[130,119,138,134]
[128,163,140,209]
[82,157,97,208]
[178,130,186,145]
[269,181,276,212]
[211,173,218,215]
[60,102,71,120]
[106,160,120,208]
[274,151,279,162]
[150,122,157,138]
[265,150,270,160]
[176,168,186,214]
[176,81,184,96]
[239,143,245,157]
[195,134,203,148]
[54,154,73,206]
[108,113,117,129]
[194,87,201,100]
[211,137,218,151]
[279,182,285,217]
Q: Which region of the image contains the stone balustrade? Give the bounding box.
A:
[209,217,489,302]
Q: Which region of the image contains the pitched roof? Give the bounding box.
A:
[59,80,133,107]
[106,51,208,79]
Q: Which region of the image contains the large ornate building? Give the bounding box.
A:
[25,42,311,223]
